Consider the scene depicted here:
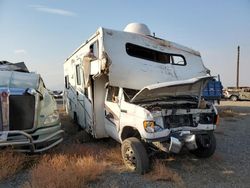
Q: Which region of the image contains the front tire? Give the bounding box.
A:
[191,133,216,158]
[121,137,149,174]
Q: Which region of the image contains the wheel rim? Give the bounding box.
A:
[197,134,212,149]
[124,146,136,170]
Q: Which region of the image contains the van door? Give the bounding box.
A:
[75,62,93,129]
[104,86,121,141]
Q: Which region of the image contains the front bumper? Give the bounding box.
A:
[0,124,64,153]
[144,128,215,154]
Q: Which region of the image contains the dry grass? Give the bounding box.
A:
[102,147,123,165]
[56,141,123,164]
[0,149,28,181]
[23,154,107,188]
[56,143,101,156]
[145,160,183,186]
[22,142,122,188]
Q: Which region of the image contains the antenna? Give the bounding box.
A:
[236,46,240,89]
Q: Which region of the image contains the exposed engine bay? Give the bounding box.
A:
[137,98,218,154]
[141,98,217,131]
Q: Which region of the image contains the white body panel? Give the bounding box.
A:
[102,28,208,90]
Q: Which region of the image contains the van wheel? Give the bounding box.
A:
[230,95,238,101]
[121,137,149,174]
[191,133,216,158]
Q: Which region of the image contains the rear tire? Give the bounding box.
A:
[230,95,238,101]
[121,137,149,174]
[191,133,216,158]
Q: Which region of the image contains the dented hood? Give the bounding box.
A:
[130,76,214,103]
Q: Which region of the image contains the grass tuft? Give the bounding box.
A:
[0,149,28,181]
[23,154,107,188]
[145,160,184,186]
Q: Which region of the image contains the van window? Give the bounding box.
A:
[107,86,119,102]
[126,43,186,66]
[76,64,81,85]
[171,55,185,65]
[65,75,69,89]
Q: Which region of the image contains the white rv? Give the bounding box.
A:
[64,23,219,174]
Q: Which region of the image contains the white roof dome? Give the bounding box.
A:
[124,23,151,35]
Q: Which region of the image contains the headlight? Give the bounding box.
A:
[44,110,59,125]
[143,121,155,133]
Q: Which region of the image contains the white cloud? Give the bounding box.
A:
[14,49,27,54]
[29,5,76,17]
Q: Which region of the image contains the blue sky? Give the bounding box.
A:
[0,0,249,89]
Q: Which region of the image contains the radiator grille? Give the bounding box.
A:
[165,114,195,129]
[9,95,35,130]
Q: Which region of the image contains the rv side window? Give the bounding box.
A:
[65,75,69,89]
[76,65,81,85]
[107,86,119,102]
[126,43,186,66]
[171,56,185,65]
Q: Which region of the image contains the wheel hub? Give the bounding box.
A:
[124,147,136,170]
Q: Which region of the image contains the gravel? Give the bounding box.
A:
[89,101,250,188]
[1,101,250,188]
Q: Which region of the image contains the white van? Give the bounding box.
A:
[64,23,219,174]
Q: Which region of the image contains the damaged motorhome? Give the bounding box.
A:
[0,61,64,152]
[64,23,219,173]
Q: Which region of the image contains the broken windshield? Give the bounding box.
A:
[123,88,139,102]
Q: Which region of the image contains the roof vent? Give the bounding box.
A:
[124,23,151,35]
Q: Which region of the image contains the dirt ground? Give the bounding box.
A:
[1,101,250,188]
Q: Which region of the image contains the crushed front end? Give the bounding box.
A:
[131,76,219,157]
[142,98,218,157]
